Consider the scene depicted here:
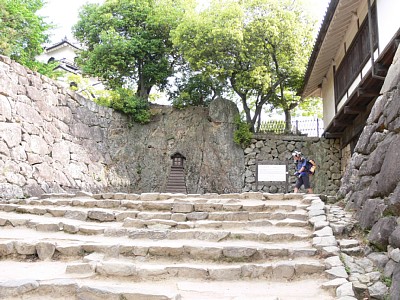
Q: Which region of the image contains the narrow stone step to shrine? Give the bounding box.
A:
[0,192,336,299]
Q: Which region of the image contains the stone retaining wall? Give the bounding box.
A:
[0,55,244,198]
[243,134,341,195]
[0,55,342,199]
[338,47,400,299]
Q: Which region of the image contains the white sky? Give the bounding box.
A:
[39,0,330,44]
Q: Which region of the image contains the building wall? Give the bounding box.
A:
[322,0,399,131]
[36,46,77,64]
[322,67,336,130]
[377,0,400,51]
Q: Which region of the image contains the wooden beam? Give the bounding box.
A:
[333,119,353,128]
[357,88,379,98]
[324,132,342,138]
[375,63,388,73]
[344,106,365,115]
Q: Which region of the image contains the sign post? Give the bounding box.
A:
[256,160,289,193]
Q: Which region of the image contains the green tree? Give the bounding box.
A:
[73,0,190,101]
[293,96,323,119]
[168,67,225,108]
[172,0,315,132]
[0,0,56,75]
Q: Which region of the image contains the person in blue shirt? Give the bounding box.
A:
[292,150,313,194]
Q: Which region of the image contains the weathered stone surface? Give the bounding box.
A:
[369,281,388,300]
[36,242,56,260]
[88,210,115,222]
[64,210,87,221]
[222,247,257,259]
[148,246,183,257]
[14,241,36,255]
[313,236,337,248]
[0,279,39,297]
[185,246,222,260]
[322,278,348,290]
[66,263,94,274]
[79,226,105,235]
[0,183,24,199]
[295,262,325,275]
[325,266,348,279]
[367,252,390,270]
[209,267,241,280]
[186,212,208,221]
[166,266,208,279]
[96,261,137,277]
[384,259,398,278]
[314,226,333,237]
[359,199,387,230]
[63,224,79,233]
[171,203,193,213]
[0,241,14,256]
[273,262,295,280]
[36,222,60,232]
[325,256,343,268]
[368,217,397,251]
[0,123,22,148]
[389,248,400,262]
[56,244,83,256]
[33,279,78,298]
[389,227,400,248]
[390,262,400,300]
[370,135,400,197]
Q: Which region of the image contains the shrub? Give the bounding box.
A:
[97,88,151,124]
[233,115,253,148]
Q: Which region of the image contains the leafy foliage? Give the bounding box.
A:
[233,115,253,148]
[169,70,225,108]
[0,0,53,70]
[97,88,151,124]
[73,0,189,101]
[66,74,108,100]
[172,0,315,132]
[293,96,323,119]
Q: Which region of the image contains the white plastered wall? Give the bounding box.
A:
[376,0,400,52]
[36,46,77,64]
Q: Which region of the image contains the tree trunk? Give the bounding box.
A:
[137,59,150,101]
[284,109,292,134]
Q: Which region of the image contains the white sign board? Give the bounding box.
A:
[257,164,287,182]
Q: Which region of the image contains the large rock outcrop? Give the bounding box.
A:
[0,55,244,197]
[338,47,400,299]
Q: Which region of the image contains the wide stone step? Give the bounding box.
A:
[126,228,310,242]
[0,204,308,228]
[0,192,335,299]
[36,191,307,202]
[0,234,317,263]
[0,213,310,245]
[65,253,325,281]
[0,215,312,248]
[3,198,308,213]
[0,275,334,300]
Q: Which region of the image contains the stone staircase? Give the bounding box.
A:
[0,192,340,299]
[165,166,187,194]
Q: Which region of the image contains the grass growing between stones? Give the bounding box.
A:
[381,275,392,288]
